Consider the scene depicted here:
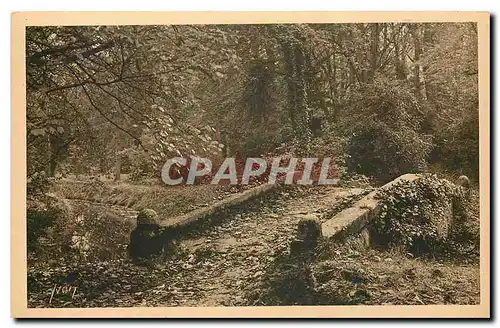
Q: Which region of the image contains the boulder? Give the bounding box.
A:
[136,208,159,226]
[296,214,322,242]
[455,175,471,199]
[129,209,164,260]
[456,175,471,189]
[290,214,322,256]
[369,174,456,254]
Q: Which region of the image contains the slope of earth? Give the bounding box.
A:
[54,178,253,220]
[314,248,480,305]
[247,244,480,306]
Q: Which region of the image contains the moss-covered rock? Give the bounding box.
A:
[136,208,159,226]
[369,174,459,255]
[290,214,323,257]
[296,214,322,242]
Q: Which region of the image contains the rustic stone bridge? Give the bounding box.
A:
[128,174,424,260]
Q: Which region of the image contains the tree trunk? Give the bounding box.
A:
[367,23,379,83]
[411,24,427,100]
[422,25,435,102]
[327,50,337,120]
[46,134,53,177]
[47,133,69,177]
[114,154,122,182]
[283,40,309,137]
[394,31,408,80]
[220,130,228,157]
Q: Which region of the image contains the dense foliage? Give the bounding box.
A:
[26,22,479,250]
[344,78,431,182]
[26,23,478,182]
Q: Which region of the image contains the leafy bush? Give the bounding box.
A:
[27,171,55,196]
[27,193,72,250]
[126,148,159,182]
[343,78,432,183]
[436,110,479,181]
[243,59,277,121]
[241,133,287,157]
[77,210,132,261]
[347,122,431,183]
[446,188,480,261]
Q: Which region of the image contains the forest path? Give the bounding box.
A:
[154,186,365,307]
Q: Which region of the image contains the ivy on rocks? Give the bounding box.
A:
[369,174,479,258]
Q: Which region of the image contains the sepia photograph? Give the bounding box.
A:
[11,12,490,318]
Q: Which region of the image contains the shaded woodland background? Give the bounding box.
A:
[26,23,479,251]
[25,22,482,308]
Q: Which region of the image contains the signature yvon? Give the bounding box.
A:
[49,284,78,305]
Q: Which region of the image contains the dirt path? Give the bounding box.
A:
[152,186,365,307]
